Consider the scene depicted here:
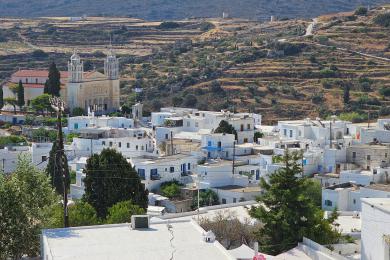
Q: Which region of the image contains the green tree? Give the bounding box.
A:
[183,94,198,107]
[249,151,340,255]
[193,189,219,209]
[48,201,99,228]
[343,83,350,106]
[121,105,131,115]
[72,107,85,116]
[254,131,264,142]
[302,178,322,207]
[4,97,17,114]
[0,156,56,259]
[355,6,368,16]
[0,86,4,110]
[161,181,182,199]
[31,94,52,115]
[17,80,25,109]
[106,200,145,224]
[214,120,237,139]
[83,148,148,218]
[46,141,70,194]
[46,62,61,96]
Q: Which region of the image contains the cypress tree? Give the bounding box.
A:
[47,62,61,96]
[249,151,340,255]
[17,80,25,109]
[0,86,3,110]
[46,141,70,194]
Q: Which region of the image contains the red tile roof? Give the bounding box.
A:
[12,70,69,78]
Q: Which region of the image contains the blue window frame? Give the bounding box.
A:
[208,141,212,146]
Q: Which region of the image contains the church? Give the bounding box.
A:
[3,49,120,114]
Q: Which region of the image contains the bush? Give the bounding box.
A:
[72,107,85,116]
[157,21,181,29]
[311,92,325,104]
[379,87,390,97]
[339,112,368,123]
[354,6,368,16]
[31,49,48,59]
[31,127,57,142]
[199,22,215,32]
[183,94,198,107]
[319,69,336,78]
[373,13,390,27]
[160,181,182,199]
[0,135,27,147]
[106,200,145,224]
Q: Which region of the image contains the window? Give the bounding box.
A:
[353,199,356,204]
[352,152,356,159]
[244,138,248,143]
[217,141,221,148]
[170,167,174,173]
[256,170,260,180]
[74,123,79,129]
[104,104,107,110]
[138,169,145,180]
[208,141,212,147]
[233,198,237,203]
[367,155,371,161]
[25,78,28,83]
[102,141,106,146]
[141,146,144,150]
[109,142,113,147]
[165,134,169,140]
[324,200,333,206]
[136,145,138,150]
[41,156,47,162]
[118,142,121,148]
[247,124,250,130]
[222,198,227,204]
[127,143,130,148]
[283,129,287,136]
[289,130,293,138]
[240,124,244,131]
[187,163,190,170]
[35,78,38,84]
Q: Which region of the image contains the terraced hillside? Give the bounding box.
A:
[1,5,390,122]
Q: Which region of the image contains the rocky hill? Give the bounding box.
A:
[0,0,389,20]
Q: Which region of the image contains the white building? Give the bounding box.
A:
[212,185,262,204]
[130,154,198,191]
[41,218,235,260]
[322,183,390,211]
[361,198,390,260]
[68,115,134,132]
[0,142,52,173]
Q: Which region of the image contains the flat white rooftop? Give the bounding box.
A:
[42,220,234,260]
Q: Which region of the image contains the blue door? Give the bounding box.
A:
[256,170,260,180]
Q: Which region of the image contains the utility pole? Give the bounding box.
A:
[329,121,332,149]
[232,140,236,175]
[50,97,70,228]
[367,111,370,128]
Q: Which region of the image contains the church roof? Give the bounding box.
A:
[12,70,69,78]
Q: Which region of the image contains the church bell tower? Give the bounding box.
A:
[104,47,119,80]
[68,50,83,83]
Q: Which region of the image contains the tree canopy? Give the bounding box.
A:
[214,120,237,139]
[48,201,99,228]
[83,148,148,218]
[249,151,340,255]
[31,94,52,115]
[0,156,56,259]
[4,97,17,114]
[192,189,219,209]
[106,200,145,224]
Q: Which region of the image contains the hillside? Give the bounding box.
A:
[0,0,389,20]
[1,5,390,122]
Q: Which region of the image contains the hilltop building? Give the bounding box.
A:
[3,49,120,113]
